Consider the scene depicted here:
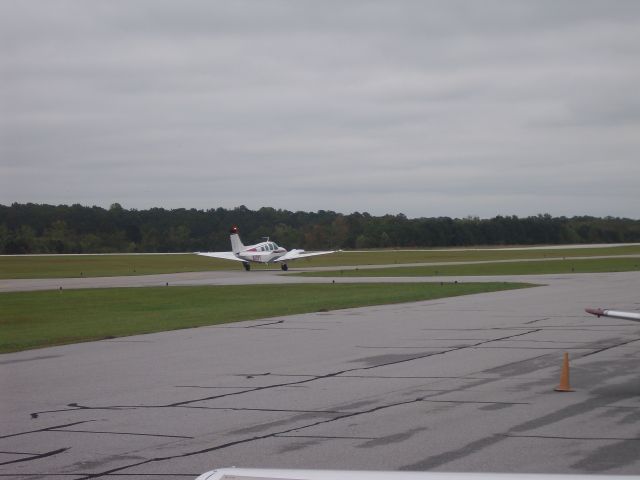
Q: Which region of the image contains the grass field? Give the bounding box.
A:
[302,245,640,268]
[294,256,640,277]
[1,244,640,279]
[0,282,532,353]
[0,254,231,279]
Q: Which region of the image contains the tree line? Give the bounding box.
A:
[1,202,639,254]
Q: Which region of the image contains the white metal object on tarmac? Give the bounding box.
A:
[194,468,640,480]
[585,308,640,322]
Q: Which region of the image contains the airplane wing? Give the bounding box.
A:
[196,252,245,262]
[274,249,336,263]
[195,468,623,480]
[585,308,640,322]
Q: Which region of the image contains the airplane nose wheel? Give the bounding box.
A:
[243,262,251,271]
[281,264,288,271]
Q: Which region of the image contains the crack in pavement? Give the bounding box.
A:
[53,429,193,439]
[26,329,542,418]
[16,328,544,477]
[274,434,377,440]
[578,337,640,358]
[180,406,346,414]
[0,422,91,439]
[72,395,431,479]
[505,434,640,441]
[0,448,69,466]
[244,319,285,328]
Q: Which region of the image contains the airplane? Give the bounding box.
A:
[197,225,336,271]
[195,467,624,480]
[585,308,640,322]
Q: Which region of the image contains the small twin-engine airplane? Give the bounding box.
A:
[197,226,336,271]
[585,308,640,322]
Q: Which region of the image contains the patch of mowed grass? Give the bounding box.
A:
[294,256,640,277]
[0,254,233,279]
[1,245,639,279]
[293,245,640,268]
[0,282,533,353]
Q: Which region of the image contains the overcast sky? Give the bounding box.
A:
[1,1,639,219]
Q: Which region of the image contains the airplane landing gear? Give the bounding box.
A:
[281,263,288,271]
[243,262,251,271]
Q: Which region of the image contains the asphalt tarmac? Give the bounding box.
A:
[2,270,640,479]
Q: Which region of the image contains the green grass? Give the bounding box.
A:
[294,256,640,277]
[1,245,639,279]
[0,282,532,353]
[295,245,640,268]
[0,254,232,279]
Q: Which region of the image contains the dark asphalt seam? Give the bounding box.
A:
[355,346,447,349]
[0,421,90,439]
[0,450,41,455]
[32,330,544,478]
[164,329,540,408]
[180,405,346,414]
[73,396,429,479]
[27,329,541,418]
[523,317,550,324]
[51,429,193,439]
[244,319,284,328]
[337,375,492,379]
[15,329,542,475]
[0,448,68,466]
[422,400,529,405]
[274,434,377,440]
[31,403,131,419]
[505,434,640,441]
[175,385,255,389]
[249,327,327,330]
[473,346,594,350]
[578,337,640,358]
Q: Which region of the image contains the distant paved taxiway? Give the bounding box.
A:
[2,271,640,479]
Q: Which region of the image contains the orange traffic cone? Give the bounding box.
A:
[554,352,574,392]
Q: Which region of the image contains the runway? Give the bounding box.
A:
[2,271,640,478]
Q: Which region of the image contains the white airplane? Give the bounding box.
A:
[586,308,640,322]
[197,226,336,271]
[195,468,626,480]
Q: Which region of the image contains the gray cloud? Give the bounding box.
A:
[1,0,639,218]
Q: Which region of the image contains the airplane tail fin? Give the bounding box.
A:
[229,226,245,254]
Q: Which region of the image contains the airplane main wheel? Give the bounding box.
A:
[281,264,288,271]
[243,262,251,271]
